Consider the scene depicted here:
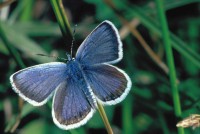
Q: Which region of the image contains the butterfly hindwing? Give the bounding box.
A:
[52,61,96,130]
[76,20,123,65]
[83,64,132,105]
[10,62,68,106]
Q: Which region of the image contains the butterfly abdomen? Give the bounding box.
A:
[66,60,96,107]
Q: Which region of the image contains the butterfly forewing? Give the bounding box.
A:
[76,21,123,65]
[10,62,68,106]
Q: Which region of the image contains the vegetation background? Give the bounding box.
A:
[0,0,200,134]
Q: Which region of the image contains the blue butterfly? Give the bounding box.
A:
[10,20,132,130]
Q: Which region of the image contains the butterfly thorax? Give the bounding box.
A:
[66,60,84,81]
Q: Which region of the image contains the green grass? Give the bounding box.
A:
[155,0,183,133]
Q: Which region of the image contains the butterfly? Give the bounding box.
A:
[10,20,132,130]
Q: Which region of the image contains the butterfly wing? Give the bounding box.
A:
[83,64,132,105]
[52,67,96,130]
[76,20,122,65]
[10,62,68,106]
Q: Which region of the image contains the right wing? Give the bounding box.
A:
[76,20,123,65]
[83,64,132,105]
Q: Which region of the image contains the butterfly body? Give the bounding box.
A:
[10,20,132,130]
[66,59,84,81]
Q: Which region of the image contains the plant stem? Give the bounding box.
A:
[97,101,113,134]
[155,0,184,134]
[19,0,33,21]
[122,96,134,134]
[50,0,72,40]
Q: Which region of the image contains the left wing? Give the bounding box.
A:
[10,62,67,106]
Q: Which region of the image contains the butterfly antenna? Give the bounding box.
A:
[36,54,68,61]
[71,24,77,57]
